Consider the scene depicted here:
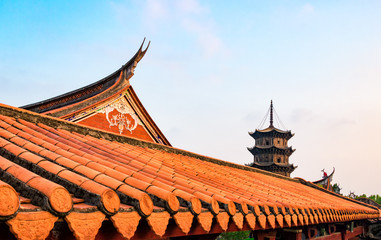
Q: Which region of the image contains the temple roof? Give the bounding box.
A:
[0,103,379,239]
[21,39,149,116]
[249,127,294,140]
[20,39,170,146]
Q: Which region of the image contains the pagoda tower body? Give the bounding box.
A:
[248,101,296,177]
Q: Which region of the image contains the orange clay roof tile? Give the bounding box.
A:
[58,169,89,186]
[18,151,45,164]
[103,168,128,182]
[22,142,45,153]
[38,149,59,160]
[94,174,124,190]
[7,136,31,153]
[85,161,107,173]
[124,177,151,190]
[55,156,81,169]
[0,137,10,148]
[6,165,37,183]
[73,165,101,179]
[37,160,66,175]
[0,103,379,239]
[40,142,60,152]
[2,142,27,156]
[68,155,91,165]
[0,155,15,171]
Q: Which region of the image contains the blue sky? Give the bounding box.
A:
[1,0,380,195]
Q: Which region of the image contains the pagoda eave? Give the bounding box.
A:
[248,146,294,156]
[249,129,293,140]
[251,162,297,174]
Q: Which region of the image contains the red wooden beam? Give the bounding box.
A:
[341,225,364,240]
[310,225,364,240]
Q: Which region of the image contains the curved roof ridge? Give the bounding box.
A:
[21,38,149,114]
[312,168,335,185]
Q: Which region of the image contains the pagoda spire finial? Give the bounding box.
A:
[269,100,274,128]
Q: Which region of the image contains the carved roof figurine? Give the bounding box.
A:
[0,41,379,240]
[21,38,170,146]
[247,100,297,177]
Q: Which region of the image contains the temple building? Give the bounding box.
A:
[248,101,296,177]
[0,40,379,240]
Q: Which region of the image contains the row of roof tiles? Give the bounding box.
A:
[0,104,379,240]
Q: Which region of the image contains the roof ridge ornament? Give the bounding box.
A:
[136,37,151,63]
[123,38,151,80]
[256,100,287,131]
[269,100,274,128]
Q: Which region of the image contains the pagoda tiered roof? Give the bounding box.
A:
[248,145,295,156]
[0,103,379,239]
[249,127,294,140]
[249,162,297,175]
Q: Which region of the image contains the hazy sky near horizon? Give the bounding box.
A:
[0,0,380,196]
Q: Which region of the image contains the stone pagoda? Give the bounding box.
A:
[247,101,296,177]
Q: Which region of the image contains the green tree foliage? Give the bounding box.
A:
[355,194,381,205]
[332,183,341,194]
[217,231,252,240]
[369,194,381,204]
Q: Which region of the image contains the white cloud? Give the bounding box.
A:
[199,32,224,57]
[139,0,226,58]
[300,3,315,16]
[146,0,169,19]
[175,0,225,58]
[176,0,206,14]
[182,18,224,57]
